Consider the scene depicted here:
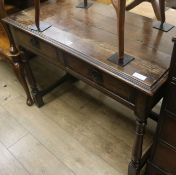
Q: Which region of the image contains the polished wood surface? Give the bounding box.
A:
[3,0,175,174]
[146,38,176,175]
[5,0,174,94]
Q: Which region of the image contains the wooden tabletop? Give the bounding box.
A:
[3,0,176,95]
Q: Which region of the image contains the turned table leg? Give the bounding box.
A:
[128,119,147,175]
[21,51,44,107]
[128,93,151,175]
[20,49,75,108]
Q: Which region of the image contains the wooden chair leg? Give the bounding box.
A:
[151,0,161,21]
[111,0,126,60]
[159,0,166,24]
[11,55,34,106]
[126,0,165,23]
[126,0,144,11]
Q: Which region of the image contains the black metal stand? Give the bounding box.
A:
[29,22,51,32]
[153,21,174,32]
[108,53,134,67]
[76,0,93,9]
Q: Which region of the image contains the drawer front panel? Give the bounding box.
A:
[13,28,63,66]
[165,82,176,116]
[153,143,176,175]
[160,113,176,148]
[66,55,135,103]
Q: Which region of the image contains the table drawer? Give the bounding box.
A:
[165,82,176,116]
[153,142,176,175]
[160,113,176,148]
[66,55,135,103]
[13,28,63,66]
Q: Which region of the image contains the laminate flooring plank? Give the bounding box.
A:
[57,81,154,146]
[0,61,16,84]
[40,97,131,175]
[41,98,92,135]
[30,57,65,90]
[39,82,153,175]
[0,58,154,175]
[9,134,75,175]
[0,105,28,148]
[74,82,156,144]
[0,142,30,175]
[3,96,121,175]
[0,61,25,105]
[55,84,101,114]
[0,83,22,105]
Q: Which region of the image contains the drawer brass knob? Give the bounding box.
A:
[30,37,40,48]
[89,69,103,84]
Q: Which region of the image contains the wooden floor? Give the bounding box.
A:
[0,55,159,175]
[0,4,161,175]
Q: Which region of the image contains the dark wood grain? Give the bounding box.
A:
[4,0,175,94]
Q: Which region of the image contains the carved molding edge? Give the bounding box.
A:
[2,17,169,95]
